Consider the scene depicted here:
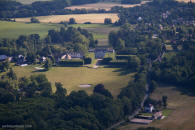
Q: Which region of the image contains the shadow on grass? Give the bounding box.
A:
[173,87,195,97]
[112,67,135,76]
[159,83,195,97]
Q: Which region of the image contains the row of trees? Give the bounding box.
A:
[0,26,96,63]
[150,42,195,95]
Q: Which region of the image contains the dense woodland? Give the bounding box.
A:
[109,0,195,94]
[0,68,146,129]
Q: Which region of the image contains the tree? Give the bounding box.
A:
[7,68,17,80]
[150,80,158,93]
[104,18,112,24]
[162,96,168,108]
[69,18,76,24]
[30,17,40,23]
[116,38,125,50]
[121,0,141,4]
[44,58,52,71]
[26,52,36,64]
[0,59,10,72]
[55,82,67,99]
[93,84,113,98]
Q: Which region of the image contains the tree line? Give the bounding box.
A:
[0,0,104,18]
[0,26,96,63]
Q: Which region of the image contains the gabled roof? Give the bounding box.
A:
[0,55,7,60]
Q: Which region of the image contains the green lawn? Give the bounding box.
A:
[70,23,119,46]
[13,65,134,97]
[139,113,153,116]
[0,21,63,39]
[162,109,173,116]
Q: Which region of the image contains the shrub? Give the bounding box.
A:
[59,59,83,66]
[84,57,92,64]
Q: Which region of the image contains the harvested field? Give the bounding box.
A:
[65,1,149,11]
[177,0,195,2]
[15,13,119,24]
[0,21,62,39]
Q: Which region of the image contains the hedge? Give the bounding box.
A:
[116,48,137,55]
[84,57,92,64]
[109,60,128,66]
[101,57,113,64]
[59,59,84,66]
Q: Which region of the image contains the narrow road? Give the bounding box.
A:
[107,50,165,130]
[93,59,102,69]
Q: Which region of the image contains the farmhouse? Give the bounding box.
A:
[94,47,114,59]
[0,55,8,61]
[144,104,154,113]
[61,52,83,60]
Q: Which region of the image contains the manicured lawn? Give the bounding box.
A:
[13,65,134,97]
[0,21,63,39]
[70,23,114,28]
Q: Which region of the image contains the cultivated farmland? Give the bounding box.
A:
[15,13,119,24]
[13,66,134,97]
[177,0,195,2]
[0,21,63,39]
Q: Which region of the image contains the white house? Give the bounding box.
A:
[144,104,154,113]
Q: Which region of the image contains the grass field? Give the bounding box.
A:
[0,21,62,39]
[119,86,195,130]
[0,21,118,46]
[65,1,149,11]
[13,65,134,97]
[16,0,51,4]
[70,23,119,46]
[15,13,119,24]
